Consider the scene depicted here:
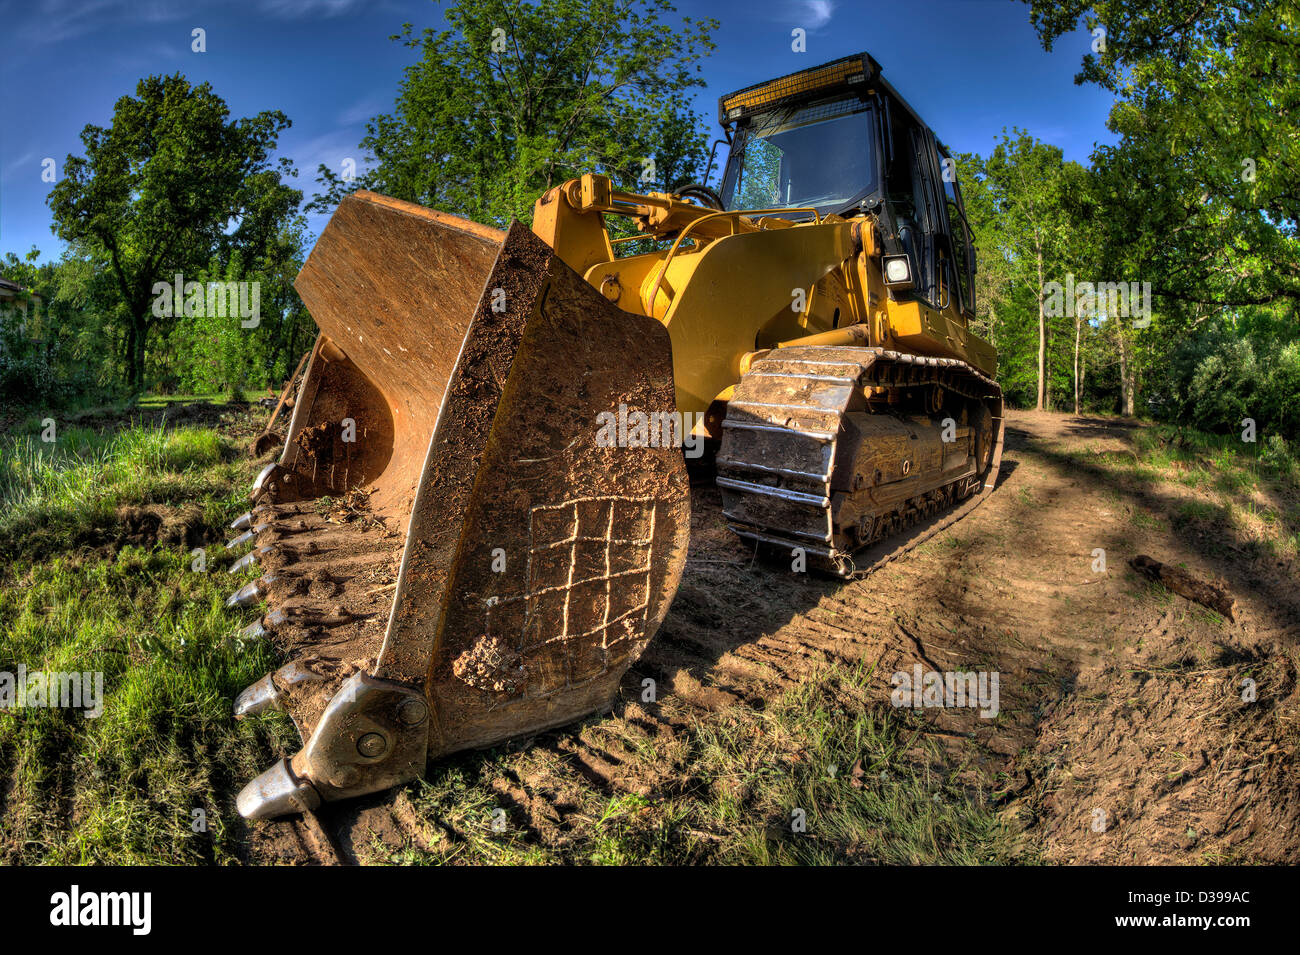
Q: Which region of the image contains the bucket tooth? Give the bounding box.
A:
[236,758,321,820]
[235,661,327,718]
[234,674,280,717]
[227,577,276,609]
[230,507,269,532]
[240,673,427,819]
[226,524,271,550]
[238,618,267,640]
[229,546,273,574]
[277,659,329,689]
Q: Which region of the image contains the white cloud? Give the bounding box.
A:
[258,0,368,18]
[0,151,38,184]
[337,96,384,127]
[280,127,370,179]
[3,0,188,46]
[800,0,835,30]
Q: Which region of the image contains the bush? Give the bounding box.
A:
[1162,319,1298,438]
[1259,433,1295,472]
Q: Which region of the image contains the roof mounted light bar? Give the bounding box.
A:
[717,52,882,126]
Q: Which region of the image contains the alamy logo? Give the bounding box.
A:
[595,403,706,459]
[890,664,999,718]
[49,885,151,935]
[0,666,103,718]
[151,273,261,328]
[1043,273,1151,321]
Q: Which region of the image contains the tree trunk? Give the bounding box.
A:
[121,323,135,382]
[1035,248,1046,411]
[1080,349,1086,415]
[1073,311,1082,415]
[127,315,148,393]
[285,316,301,383]
[1117,326,1135,416]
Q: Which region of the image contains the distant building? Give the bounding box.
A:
[0,276,42,324]
[0,277,44,363]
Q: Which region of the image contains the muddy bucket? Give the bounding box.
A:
[230,192,689,818]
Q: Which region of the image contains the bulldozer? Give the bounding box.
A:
[228,52,1004,819]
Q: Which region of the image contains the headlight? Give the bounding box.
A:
[883,255,913,287]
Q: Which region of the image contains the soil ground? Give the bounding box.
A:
[249,408,1300,865]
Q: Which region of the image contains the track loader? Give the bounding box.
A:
[229,52,1004,819]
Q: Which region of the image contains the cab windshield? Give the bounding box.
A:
[720,96,878,216]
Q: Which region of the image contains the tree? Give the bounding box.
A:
[1021,0,1300,312]
[47,74,303,392]
[0,249,115,404]
[955,152,1014,349]
[981,131,1077,410]
[159,222,314,395]
[309,0,718,227]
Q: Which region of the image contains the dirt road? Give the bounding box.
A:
[248,409,1300,864]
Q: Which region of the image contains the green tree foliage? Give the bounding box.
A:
[47,74,305,393]
[1158,308,1300,436]
[0,250,115,405]
[1022,0,1300,310]
[973,0,1300,443]
[309,0,718,226]
[155,219,314,395]
[958,132,1093,410]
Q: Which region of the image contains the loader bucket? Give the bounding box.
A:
[231,192,690,819]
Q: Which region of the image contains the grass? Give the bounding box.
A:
[0,424,242,561]
[697,667,1023,865]
[136,393,230,408]
[0,410,294,864]
[368,662,1028,866]
[1133,425,1297,490]
[1064,422,1300,561]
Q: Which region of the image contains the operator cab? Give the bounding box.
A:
[715,52,977,319]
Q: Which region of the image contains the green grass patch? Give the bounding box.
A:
[390,663,1028,866]
[700,670,1024,865]
[0,548,293,863]
[1134,426,1296,489]
[1104,424,1300,560]
[1173,499,1223,529]
[0,425,241,560]
[135,393,229,408]
[0,413,286,863]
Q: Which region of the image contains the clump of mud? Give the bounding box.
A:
[303,568,341,599]
[315,488,385,530]
[251,431,285,458]
[116,504,208,550]
[453,635,526,694]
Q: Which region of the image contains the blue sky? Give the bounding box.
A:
[0,0,1115,263]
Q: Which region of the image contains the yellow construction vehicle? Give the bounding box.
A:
[228,52,1003,819]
